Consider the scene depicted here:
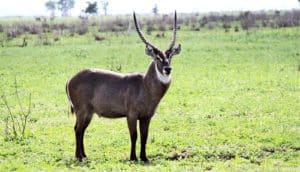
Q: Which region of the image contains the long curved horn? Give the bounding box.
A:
[133,12,157,49]
[167,11,177,50]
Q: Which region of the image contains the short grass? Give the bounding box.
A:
[0,26,299,171]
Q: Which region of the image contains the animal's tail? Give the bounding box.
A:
[66,80,74,114]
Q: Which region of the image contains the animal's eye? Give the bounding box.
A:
[156,56,163,62]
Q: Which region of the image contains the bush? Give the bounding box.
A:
[158,24,166,31]
[0,24,3,33]
[51,23,68,31]
[190,24,200,31]
[29,24,42,34]
[42,22,51,33]
[37,33,51,46]
[17,23,42,35]
[5,26,23,39]
[240,11,256,30]
[0,34,6,47]
[69,22,89,35]
[145,20,155,34]
[262,20,269,27]
[53,36,60,42]
[76,22,89,35]
[200,16,208,27]
[234,26,239,32]
[207,23,216,30]
[276,11,300,27]
[222,22,231,32]
[1,78,32,141]
[99,17,129,32]
[94,34,105,41]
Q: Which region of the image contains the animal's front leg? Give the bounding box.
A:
[127,115,137,161]
[139,118,151,162]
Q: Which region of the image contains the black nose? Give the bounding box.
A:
[164,67,172,75]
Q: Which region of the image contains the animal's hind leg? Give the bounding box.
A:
[127,115,138,161]
[74,108,93,161]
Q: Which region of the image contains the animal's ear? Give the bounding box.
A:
[145,45,156,58]
[166,44,181,57]
[172,44,181,56]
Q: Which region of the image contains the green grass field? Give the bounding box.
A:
[0,26,299,171]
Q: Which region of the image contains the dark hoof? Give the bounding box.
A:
[76,154,87,162]
[141,157,149,163]
[130,156,138,161]
[76,157,83,162]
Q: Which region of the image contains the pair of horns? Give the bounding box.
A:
[133,11,177,51]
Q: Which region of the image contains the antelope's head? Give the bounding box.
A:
[133,11,181,82]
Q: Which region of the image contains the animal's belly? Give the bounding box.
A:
[93,103,127,119]
[97,112,126,118]
[91,91,128,118]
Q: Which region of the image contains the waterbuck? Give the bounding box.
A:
[66,11,181,162]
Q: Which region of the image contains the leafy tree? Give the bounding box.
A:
[101,0,109,15]
[152,4,158,15]
[84,1,98,15]
[45,0,56,17]
[57,0,75,16]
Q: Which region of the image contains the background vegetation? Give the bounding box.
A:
[1,10,300,47]
[0,10,299,171]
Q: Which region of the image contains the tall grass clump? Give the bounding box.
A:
[1,78,32,141]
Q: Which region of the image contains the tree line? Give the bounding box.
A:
[45,0,109,17]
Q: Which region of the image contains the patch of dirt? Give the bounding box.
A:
[167,150,190,161]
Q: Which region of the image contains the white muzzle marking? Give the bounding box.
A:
[155,64,171,84]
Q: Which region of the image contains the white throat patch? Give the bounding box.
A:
[155,64,171,84]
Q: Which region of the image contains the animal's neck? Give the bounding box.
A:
[143,61,170,101]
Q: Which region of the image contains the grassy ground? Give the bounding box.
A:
[0,26,299,171]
